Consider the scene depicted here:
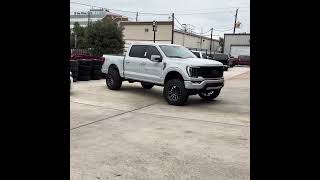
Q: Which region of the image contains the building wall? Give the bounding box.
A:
[122,23,172,41]
[173,31,219,53]
[121,22,173,51]
[223,34,250,55]
[120,21,220,53]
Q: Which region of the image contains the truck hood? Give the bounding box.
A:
[167,57,223,67]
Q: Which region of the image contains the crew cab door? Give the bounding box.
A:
[141,45,164,83]
[124,45,147,80]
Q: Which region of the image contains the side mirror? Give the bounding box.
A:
[151,55,162,62]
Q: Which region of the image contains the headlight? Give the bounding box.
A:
[186,66,199,77]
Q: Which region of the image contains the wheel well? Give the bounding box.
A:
[164,71,184,83]
[109,64,118,71]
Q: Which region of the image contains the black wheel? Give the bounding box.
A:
[92,65,102,70]
[78,70,91,76]
[198,89,221,101]
[106,68,122,90]
[78,75,91,81]
[78,59,92,66]
[79,65,91,71]
[141,82,154,89]
[92,70,102,80]
[163,79,188,106]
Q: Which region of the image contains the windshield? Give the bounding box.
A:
[159,45,196,59]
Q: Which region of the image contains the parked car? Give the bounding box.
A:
[70,72,73,91]
[228,56,237,67]
[208,53,229,71]
[102,42,224,106]
[237,55,250,65]
[191,50,208,59]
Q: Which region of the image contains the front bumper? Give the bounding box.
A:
[185,77,224,90]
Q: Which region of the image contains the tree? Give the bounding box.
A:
[71,22,87,49]
[86,18,125,55]
[219,37,224,53]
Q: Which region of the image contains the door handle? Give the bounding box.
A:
[141,62,146,65]
[125,61,130,64]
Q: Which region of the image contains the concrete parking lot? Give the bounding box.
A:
[70,66,250,180]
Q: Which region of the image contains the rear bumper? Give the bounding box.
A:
[185,78,224,90]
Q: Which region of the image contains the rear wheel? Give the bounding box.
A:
[106,68,122,90]
[141,82,154,89]
[163,79,188,106]
[198,89,221,101]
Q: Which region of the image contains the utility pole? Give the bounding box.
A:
[209,28,213,55]
[136,12,138,22]
[200,27,203,50]
[171,13,174,44]
[233,8,238,34]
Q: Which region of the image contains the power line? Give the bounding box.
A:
[71,1,170,15]
[174,17,184,28]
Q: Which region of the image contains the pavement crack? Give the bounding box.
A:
[70,101,160,131]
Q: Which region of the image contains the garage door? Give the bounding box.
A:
[230,46,250,58]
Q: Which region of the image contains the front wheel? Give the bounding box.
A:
[106,68,122,90]
[198,89,221,101]
[163,79,189,106]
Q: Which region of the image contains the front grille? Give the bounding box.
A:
[191,66,223,78]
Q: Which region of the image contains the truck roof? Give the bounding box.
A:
[129,42,181,46]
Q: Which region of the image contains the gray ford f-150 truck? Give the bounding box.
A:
[102,42,224,106]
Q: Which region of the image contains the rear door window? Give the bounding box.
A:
[129,45,147,58]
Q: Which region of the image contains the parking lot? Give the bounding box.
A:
[70,66,250,180]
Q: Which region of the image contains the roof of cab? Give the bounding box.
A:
[129,42,181,46]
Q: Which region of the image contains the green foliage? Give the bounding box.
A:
[70,20,125,55]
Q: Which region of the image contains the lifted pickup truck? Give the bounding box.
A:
[102,42,224,106]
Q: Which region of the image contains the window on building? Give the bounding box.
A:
[145,28,149,32]
[129,45,147,58]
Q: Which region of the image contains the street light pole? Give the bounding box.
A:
[209,28,213,55]
[153,21,157,43]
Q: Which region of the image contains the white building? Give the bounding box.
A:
[120,21,220,53]
[223,33,250,57]
[70,8,128,30]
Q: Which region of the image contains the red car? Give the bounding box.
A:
[236,55,250,65]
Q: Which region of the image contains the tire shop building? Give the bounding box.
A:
[223,33,250,57]
[119,21,220,53]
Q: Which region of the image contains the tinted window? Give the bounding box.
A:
[129,45,147,58]
[202,53,207,59]
[212,54,229,60]
[146,46,162,59]
[192,52,200,58]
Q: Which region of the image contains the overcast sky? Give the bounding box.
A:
[70,0,250,38]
